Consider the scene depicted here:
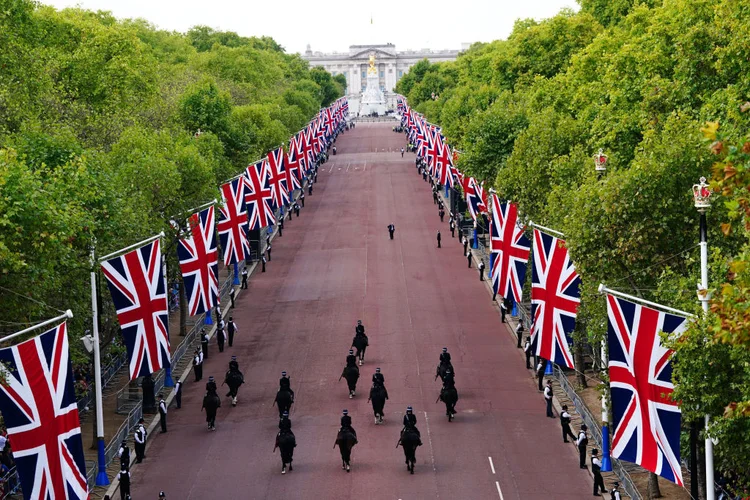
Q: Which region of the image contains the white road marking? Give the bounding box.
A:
[488,456,496,474]
[423,411,437,473]
[346,163,350,172]
[495,481,505,500]
[363,161,367,172]
[329,164,334,172]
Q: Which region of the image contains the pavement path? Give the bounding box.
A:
[128,122,594,500]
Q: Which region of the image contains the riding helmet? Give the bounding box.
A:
[282,411,289,417]
[349,349,354,355]
[406,406,413,413]
[342,409,348,415]
[442,347,448,353]
[375,367,381,373]
[445,369,452,374]
[231,355,237,361]
[281,371,287,377]
[357,320,362,325]
[208,376,214,382]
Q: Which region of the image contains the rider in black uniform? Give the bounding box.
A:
[372,367,385,386]
[402,406,421,437]
[279,371,294,401]
[279,410,292,432]
[340,409,356,438]
[356,320,365,336]
[346,349,357,367]
[439,347,452,365]
[205,375,217,394]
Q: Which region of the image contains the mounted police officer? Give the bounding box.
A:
[224,356,244,406]
[372,367,385,387]
[340,409,356,438]
[279,410,292,432]
[279,371,295,401]
[402,406,420,438]
[351,328,369,366]
[346,349,357,367]
[355,320,365,336]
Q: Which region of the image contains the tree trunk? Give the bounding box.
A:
[574,341,587,387]
[648,472,662,499]
[179,276,187,336]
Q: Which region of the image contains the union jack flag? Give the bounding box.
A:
[607,294,685,485]
[530,229,580,369]
[244,160,276,229]
[285,142,303,192]
[178,206,219,316]
[465,177,488,221]
[489,195,530,303]
[218,177,250,265]
[267,147,289,208]
[101,239,171,379]
[436,140,455,187]
[0,322,88,500]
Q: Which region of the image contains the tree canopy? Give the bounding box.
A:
[397,0,750,491]
[0,1,342,366]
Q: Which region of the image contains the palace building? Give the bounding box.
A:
[302,43,464,95]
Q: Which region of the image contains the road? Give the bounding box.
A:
[129,122,593,500]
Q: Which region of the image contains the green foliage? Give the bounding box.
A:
[396,0,750,486]
[0,0,342,363]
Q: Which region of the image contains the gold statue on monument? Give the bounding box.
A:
[367,53,377,76]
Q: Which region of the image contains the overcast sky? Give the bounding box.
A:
[40,0,579,54]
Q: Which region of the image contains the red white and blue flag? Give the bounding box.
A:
[489,194,530,303]
[0,321,88,500]
[284,143,303,192]
[607,294,685,485]
[301,127,315,170]
[178,206,219,316]
[465,177,488,221]
[436,139,456,187]
[244,160,276,229]
[102,239,171,379]
[267,147,290,208]
[218,177,250,265]
[530,229,580,369]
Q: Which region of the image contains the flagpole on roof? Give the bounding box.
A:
[0,309,73,344]
[99,232,165,262]
[597,283,697,319]
[527,221,565,238]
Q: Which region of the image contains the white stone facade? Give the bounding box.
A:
[302,44,461,95]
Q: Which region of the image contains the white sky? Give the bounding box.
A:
[40,0,579,54]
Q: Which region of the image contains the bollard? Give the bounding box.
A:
[545,360,554,375]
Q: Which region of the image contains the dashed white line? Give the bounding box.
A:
[488,456,496,474]
[346,163,350,172]
[495,481,505,500]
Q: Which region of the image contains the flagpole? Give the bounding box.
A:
[99,232,165,262]
[162,251,174,388]
[0,310,73,344]
[181,199,218,217]
[89,247,110,486]
[597,284,697,319]
[527,221,565,238]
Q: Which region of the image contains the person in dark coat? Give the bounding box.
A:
[467,250,472,268]
[206,375,217,394]
[560,405,576,443]
[450,220,455,238]
[300,193,305,207]
[462,236,468,255]
[351,331,369,366]
[173,379,182,409]
[515,321,524,348]
[202,387,221,431]
[439,208,445,222]
[229,287,236,308]
[279,411,292,432]
[216,321,225,353]
[134,418,147,463]
[117,440,130,471]
[346,349,357,367]
[227,317,237,347]
[355,320,365,336]
[524,337,533,369]
[340,409,356,438]
[294,203,300,217]
[372,367,385,387]
[536,358,546,391]
[387,223,395,240]
[267,243,272,261]
[193,348,203,382]
[141,373,156,414]
[158,393,167,433]
[224,356,244,406]
[200,329,209,359]
[576,424,589,469]
[401,406,421,438]
[117,467,130,500]
[241,268,248,289]
[437,230,442,248]
[279,371,295,400]
[262,255,267,272]
[478,260,485,280]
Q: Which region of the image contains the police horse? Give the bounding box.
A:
[275,429,296,474]
[334,428,358,472]
[368,384,388,424]
[439,385,459,422]
[398,427,422,474]
[202,390,221,431]
[341,364,360,398]
[435,360,454,384]
[274,389,294,418]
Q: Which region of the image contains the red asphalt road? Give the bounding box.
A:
[129,123,593,500]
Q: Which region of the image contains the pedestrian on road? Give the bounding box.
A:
[229,287,236,308]
[193,348,203,382]
[117,440,130,471]
[591,449,607,496]
[117,467,130,500]
[576,424,589,469]
[560,405,576,443]
[422,169,427,181]
[134,418,147,463]
[288,208,293,221]
[478,260,485,281]
[500,296,507,320]
[401,147,405,157]
[524,337,533,369]
[544,380,554,418]
[388,223,395,240]
[241,268,248,289]
[450,221,455,238]
[462,236,468,255]
[262,255,267,272]
[267,243,272,261]
[200,329,209,360]
[536,358,546,391]
[437,230,441,248]
[278,222,283,237]
[173,379,182,409]
[294,202,300,217]
[158,394,167,433]
[216,321,226,353]
[432,190,438,205]
[308,182,313,195]
[227,317,237,347]
[439,208,445,222]
[300,193,305,207]
[466,250,472,268]
[515,320,524,348]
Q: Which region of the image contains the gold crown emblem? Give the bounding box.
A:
[692,177,712,210]
[594,149,608,172]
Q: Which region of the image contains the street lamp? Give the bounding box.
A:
[594,149,613,472]
[692,176,715,500]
